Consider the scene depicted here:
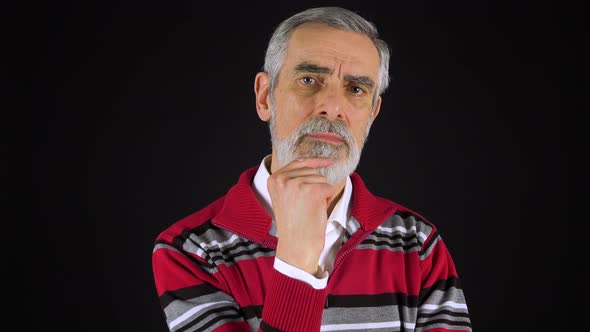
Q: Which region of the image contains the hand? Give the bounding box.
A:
[267,157,336,276]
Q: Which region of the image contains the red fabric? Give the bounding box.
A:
[152,166,469,331]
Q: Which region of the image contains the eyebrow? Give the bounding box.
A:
[344,74,375,90]
[294,62,332,74]
[293,62,375,90]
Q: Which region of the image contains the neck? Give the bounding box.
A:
[327,181,346,216]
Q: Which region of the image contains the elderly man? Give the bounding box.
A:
[152,7,471,332]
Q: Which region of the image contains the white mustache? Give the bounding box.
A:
[294,118,354,148]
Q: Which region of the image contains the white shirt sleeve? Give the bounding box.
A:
[273,257,328,289]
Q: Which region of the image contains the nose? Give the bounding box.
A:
[316,88,346,121]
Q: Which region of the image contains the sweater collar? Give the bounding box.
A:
[212,166,399,243]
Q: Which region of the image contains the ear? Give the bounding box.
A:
[371,96,382,122]
[254,72,271,122]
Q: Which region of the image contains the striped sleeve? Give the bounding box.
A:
[153,235,329,332]
[152,241,253,331]
[416,225,472,332]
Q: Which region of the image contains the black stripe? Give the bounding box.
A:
[159,283,219,309]
[171,223,274,264]
[241,305,263,320]
[209,246,275,263]
[167,221,275,267]
[154,239,216,272]
[326,292,419,308]
[360,238,421,252]
[418,309,470,319]
[415,318,472,328]
[175,305,240,332]
[172,221,217,249]
[366,231,422,247]
[194,312,243,332]
[206,238,261,257]
[260,320,283,332]
[420,231,439,256]
[190,220,218,237]
[370,230,420,242]
[155,239,175,247]
[394,211,424,221]
[418,277,462,304]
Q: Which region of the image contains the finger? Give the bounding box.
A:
[300,182,336,198]
[274,166,323,179]
[268,174,329,194]
[282,157,335,170]
[288,174,330,184]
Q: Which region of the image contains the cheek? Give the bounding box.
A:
[274,93,311,137]
[349,113,372,143]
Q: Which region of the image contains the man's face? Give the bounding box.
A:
[268,23,382,184]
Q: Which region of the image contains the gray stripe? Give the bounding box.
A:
[356,242,421,254]
[181,307,243,332]
[361,214,435,252]
[347,216,362,236]
[417,312,470,324]
[342,216,362,243]
[371,227,424,247]
[269,220,278,237]
[419,235,440,260]
[322,327,401,332]
[322,305,417,326]
[246,316,261,332]
[381,214,433,239]
[164,291,236,324]
[420,287,468,309]
[207,241,275,266]
[381,214,429,232]
[179,224,275,268]
[190,228,246,253]
[154,243,181,254]
[176,239,219,274]
[362,232,422,250]
[415,321,471,332]
[155,242,218,274]
[187,228,276,267]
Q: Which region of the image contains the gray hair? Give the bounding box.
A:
[263,7,390,108]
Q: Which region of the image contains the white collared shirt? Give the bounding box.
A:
[252,155,352,289]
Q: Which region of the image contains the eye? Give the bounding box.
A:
[350,86,365,95]
[300,76,316,85]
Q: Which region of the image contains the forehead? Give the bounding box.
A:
[284,23,380,78]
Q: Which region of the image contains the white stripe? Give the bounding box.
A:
[158,242,208,262]
[421,301,468,311]
[168,300,235,330]
[377,225,428,242]
[347,218,360,234]
[193,246,206,258]
[321,321,400,331]
[404,322,416,330]
[197,234,240,250]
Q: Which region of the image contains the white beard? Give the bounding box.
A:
[269,110,371,185]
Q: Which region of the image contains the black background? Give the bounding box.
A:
[34,1,580,331]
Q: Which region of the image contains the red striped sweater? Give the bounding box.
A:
[152,167,471,332]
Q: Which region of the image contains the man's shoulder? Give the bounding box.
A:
[363,194,440,251]
[350,172,438,234]
[377,194,436,226]
[154,166,260,244]
[155,194,227,243]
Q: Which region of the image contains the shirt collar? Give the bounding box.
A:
[252,155,352,230]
